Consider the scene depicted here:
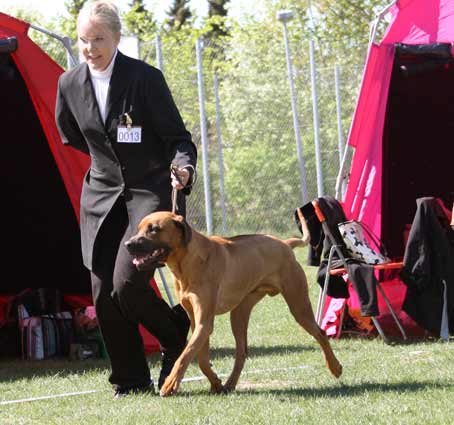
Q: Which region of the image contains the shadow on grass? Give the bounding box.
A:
[180,380,454,398]
[0,343,317,383]
[0,358,111,382]
[210,344,318,359]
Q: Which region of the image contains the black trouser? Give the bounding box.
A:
[90,198,186,390]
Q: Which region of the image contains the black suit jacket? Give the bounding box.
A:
[55,51,197,270]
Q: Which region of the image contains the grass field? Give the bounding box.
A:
[1,250,453,425]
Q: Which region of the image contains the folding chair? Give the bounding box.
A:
[296,198,407,343]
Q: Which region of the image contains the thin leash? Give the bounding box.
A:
[171,187,178,214]
[170,164,180,214]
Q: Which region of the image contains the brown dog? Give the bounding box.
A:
[125,211,342,396]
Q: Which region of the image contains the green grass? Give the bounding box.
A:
[1,249,453,425]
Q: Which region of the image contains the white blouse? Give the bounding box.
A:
[88,49,118,124]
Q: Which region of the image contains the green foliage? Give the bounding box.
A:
[310,0,384,63]
[122,0,156,42]
[122,0,156,62]
[207,0,230,38]
[164,0,192,31]
[139,0,380,234]
[208,0,230,17]
[60,0,87,42]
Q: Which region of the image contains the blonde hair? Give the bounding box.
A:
[77,1,122,34]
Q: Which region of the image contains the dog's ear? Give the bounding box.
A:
[173,215,192,246]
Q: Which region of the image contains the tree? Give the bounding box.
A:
[123,0,156,42]
[206,0,230,40]
[165,0,192,31]
[122,0,156,62]
[208,0,230,17]
[60,0,87,42]
[309,0,384,63]
[206,0,230,39]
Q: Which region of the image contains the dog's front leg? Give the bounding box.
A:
[160,293,215,397]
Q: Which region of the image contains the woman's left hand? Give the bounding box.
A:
[171,167,190,190]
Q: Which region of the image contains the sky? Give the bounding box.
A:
[0,0,258,24]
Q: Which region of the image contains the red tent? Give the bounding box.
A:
[0,13,160,353]
[323,0,454,338]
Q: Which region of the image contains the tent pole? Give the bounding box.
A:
[30,24,78,68]
[335,0,397,200]
[334,143,350,200]
[369,1,396,46]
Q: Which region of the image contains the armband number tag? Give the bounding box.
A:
[117,126,142,143]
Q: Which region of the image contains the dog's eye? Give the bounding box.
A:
[148,225,160,234]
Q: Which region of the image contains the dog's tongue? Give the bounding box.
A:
[132,249,164,267]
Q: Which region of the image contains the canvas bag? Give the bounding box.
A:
[337,220,390,265]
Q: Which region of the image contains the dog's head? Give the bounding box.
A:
[125,211,192,271]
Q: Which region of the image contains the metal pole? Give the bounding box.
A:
[334,65,345,166]
[196,37,213,235]
[157,268,174,307]
[155,34,164,72]
[309,39,324,197]
[280,19,308,204]
[62,37,77,69]
[213,73,228,234]
[335,141,350,200]
[30,24,78,69]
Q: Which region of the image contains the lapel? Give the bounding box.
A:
[78,63,104,131]
[105,51,130,125]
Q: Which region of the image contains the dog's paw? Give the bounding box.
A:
[222,380,237,394]
[209,379,225,395]
[330,361,343,378]
[220,385,235,394]
[159,376,180,397]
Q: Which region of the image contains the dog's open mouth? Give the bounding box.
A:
[132,247,169,270]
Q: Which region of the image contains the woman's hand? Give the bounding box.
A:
[171,167,190,190]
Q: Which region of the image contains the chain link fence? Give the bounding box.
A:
[140,35,365,237]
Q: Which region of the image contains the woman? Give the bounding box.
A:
[55,1,196,397]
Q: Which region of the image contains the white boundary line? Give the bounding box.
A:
[0,390,102,405]
[0,365,309,406]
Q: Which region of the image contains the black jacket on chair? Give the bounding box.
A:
[295,196,380,313]
[401,197,454,336]
[56,51,197,270]
[311,196,351,298]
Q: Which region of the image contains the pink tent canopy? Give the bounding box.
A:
[343,0,454,241]
[324,0,454,338]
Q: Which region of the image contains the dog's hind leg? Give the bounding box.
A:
[224,291,266,392]
[281,266,343,379]
[198,339,223,394]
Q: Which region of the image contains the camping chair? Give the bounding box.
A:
[295,197,407,343]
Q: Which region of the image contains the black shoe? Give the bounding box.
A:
[114,381,155,399]
[158,344,185,390]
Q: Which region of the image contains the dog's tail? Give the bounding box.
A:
[283,208,311,249]
[283,238,309,249]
